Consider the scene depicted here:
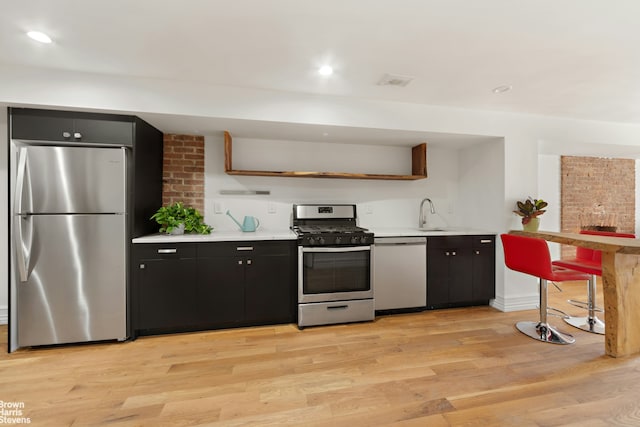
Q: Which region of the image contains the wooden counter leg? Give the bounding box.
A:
[601,252,640,357]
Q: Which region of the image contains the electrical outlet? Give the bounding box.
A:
[366,205,373,214]
[214,202,224,214]
[268,202,277,214]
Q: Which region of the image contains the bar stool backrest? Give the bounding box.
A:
[501,234,553,279]
[578,230,636,263]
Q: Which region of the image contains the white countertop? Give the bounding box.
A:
[132,229,298,243]
[370,227,496,237]
[132,227,496,243]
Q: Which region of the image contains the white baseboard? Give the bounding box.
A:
[490,295,538,312]
[0,305,7,325]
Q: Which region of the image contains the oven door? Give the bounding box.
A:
[298,245,374,303]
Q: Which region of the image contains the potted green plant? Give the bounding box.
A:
[513,197,547,231]
[151,201,213,235]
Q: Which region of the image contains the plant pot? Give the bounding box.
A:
[168,223,185,235]
[522,217,540,232]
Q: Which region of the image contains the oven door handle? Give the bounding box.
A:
[301,246,371,253]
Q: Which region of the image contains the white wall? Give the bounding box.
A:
[457,139,509,309]
[4,64,640,318]
[538,154,562,259]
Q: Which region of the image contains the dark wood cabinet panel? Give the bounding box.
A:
[426,247,451,307]
[10,108,134,146]
[448,247,474,302]
[73,118,133,146]
[11,113,74,141]
[472,238,496,301]
[197,255,245,326]
[134,244,198,331]
[427,235,495,309]
[245,252,293,324]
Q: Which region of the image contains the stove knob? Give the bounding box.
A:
[335,236,342,244]
[318,237,325,245]
[362,236,370,244]
[351,236,359,244]
[308,237,315,245]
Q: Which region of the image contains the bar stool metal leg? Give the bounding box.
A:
[564,275,605,334]
[516,278,576,344]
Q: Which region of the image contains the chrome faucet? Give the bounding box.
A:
[419,198,436,228]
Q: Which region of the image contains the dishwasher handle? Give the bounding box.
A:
[374,237,427,246]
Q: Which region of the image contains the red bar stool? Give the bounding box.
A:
[501,234,591,344]
[552,230,635,334]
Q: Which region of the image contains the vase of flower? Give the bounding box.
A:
[513,197,547,232]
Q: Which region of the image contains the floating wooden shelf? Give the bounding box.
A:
[223,131,428,181]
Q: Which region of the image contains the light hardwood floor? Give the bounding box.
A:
[2,281,640,426]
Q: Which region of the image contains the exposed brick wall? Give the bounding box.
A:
[560,156,635,258]
[162,134,205,214]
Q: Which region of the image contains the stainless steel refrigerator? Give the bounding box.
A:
[9,142,128,352]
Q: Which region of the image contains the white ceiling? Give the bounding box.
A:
[3,0,640,148]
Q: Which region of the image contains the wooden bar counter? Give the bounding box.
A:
[510,230,640,358]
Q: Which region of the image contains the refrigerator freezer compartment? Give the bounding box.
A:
[14,144,126,214]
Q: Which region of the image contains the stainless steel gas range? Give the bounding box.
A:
[292,204,375,328]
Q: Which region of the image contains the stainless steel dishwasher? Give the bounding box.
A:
[373,237,427,311]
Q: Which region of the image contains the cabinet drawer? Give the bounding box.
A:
[298,299,375,328]
[472,235,496,248]
[427,236,469,249]
[198,241,293,257]
[134,243,197,259]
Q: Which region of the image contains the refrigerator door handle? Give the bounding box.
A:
[14,147,31,282]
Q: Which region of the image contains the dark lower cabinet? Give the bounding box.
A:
[244,245,295,324]
[197,247,246,326]
[427,235,495,309]
[472,236,497,301]
[134,244,198,331]
[133,240,296,336]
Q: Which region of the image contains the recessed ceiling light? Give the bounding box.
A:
[318,65,333,76]
[27,31,52,44]
[492,85,512,94]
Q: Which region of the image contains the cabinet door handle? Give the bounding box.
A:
[236,246,253,251]
[480,239,492,244]
[238,260,243,265]
[247,259,252,265]
[62,131,71,138]
[327,305,348,310]
[157,248,177,254]
[451,251,456,256]
[139,264,145,269]
[445,251,450,256]
[74,132,82,139]
[475,250,480,255]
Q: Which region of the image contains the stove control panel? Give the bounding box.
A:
[299,233,374,246]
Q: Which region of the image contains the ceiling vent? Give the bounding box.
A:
[377,73,414,87]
